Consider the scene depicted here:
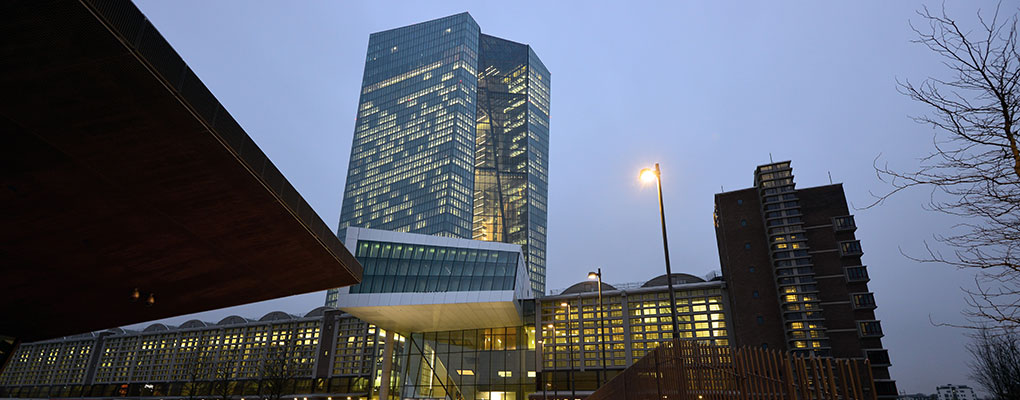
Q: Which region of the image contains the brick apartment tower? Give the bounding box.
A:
[714,161,897,399]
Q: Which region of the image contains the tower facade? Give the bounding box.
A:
[714,161,897,399]
[335,13,550,295]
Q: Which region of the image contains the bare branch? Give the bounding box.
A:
[876,3,1020,331]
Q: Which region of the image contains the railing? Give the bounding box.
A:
[587,339,876,400]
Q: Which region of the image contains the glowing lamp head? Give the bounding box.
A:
[588,272,599,280]
[640,168,657,183]
[548,324,555,329]
[560,302,569,308]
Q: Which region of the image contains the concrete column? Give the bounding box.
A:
[378,330,395,400]
[621,292,633,366]
[83,332,113,385]
[314,310,340,378]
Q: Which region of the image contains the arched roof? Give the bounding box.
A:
[217,315,253,326]
[561,281,618,295]
[179,319,208,329]
[259,311,295,322]
[642,273,705,287]
[304,306,335,318]
[142,323,173,332]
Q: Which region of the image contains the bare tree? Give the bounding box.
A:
[181,351,211,400]
[968,328,1020,400]
[258,346,299,400]
[872,3,1020,331]
[209,359,237,400]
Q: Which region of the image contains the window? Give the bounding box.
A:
[839,240,863,256]
[744,243,751,250]
[851,293,876,309]
[858,321,883,337]
[740,219,748,227]
[845,266,869,282]
[833,215,856,231]
[752,290,759,298]
[756,316,764,325]
[737,199,743,205]
[749,266,755,273]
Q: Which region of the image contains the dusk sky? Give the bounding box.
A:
[128,0,1004,393]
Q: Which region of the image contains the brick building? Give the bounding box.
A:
[714,161,896,399]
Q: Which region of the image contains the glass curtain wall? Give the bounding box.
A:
[348,240,520,294]
[339,13,480,238]
[473,35,550,294]
[397,326,537,400]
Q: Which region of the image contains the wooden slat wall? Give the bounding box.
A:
[586,339,874,400]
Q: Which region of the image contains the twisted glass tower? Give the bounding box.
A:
[335,13,550,295]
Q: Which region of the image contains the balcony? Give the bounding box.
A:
[866,349,892,366]
[858,321,884,338]
[839,240,863,257]
[845,266,870,282]
[833,215,856,232]
[851,292,877,310]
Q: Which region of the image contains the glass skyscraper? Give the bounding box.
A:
[337,13,551,293]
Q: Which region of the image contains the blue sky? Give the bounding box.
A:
[130,0,1005,393]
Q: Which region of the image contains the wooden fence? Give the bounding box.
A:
[586,339,876,400]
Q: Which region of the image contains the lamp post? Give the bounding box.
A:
[561,302,576,400]
[640,163,681,339]
[587,269,608,385]
[546,324,554,400]
[538,337,546,400]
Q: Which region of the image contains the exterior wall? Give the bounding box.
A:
[333,13,552,298]
[936,385,976,400]
[714,188,788,351]
[1,280,726,399]
[342,228,527,296]
[0,310,379,399]
[0,336,95,387]
[338,13,480,239]
[536,281,731,395]
[399,326,537,400]
[714,161,897,399]
[473,34,551,294]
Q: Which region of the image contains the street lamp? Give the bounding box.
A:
[639,163,681,339]
[546,324,554,400]
[537,337,545,400]
[587,269,608,384]
[561,302,576,400]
